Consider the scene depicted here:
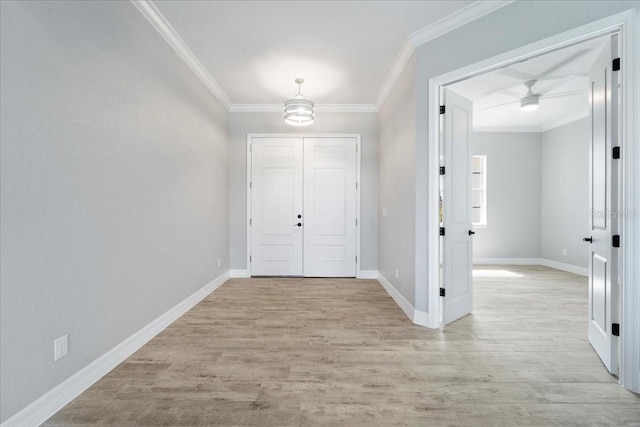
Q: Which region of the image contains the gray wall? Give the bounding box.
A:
[472,132,542,259]
[228,112,378,271]
[378,54,416,304]
[541,119,590,268]
[0,1,229,422]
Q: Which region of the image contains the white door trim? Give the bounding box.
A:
[246,134,362,278]
[427,9,639,391]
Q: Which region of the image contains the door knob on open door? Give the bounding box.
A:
[583,236,593,243]
[294,223,302,227]
[468,230,475,236]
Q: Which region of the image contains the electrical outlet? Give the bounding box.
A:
[395,269,399,278]
[562,249,568,256]
[217,257,221,268]
[54,335,68,361]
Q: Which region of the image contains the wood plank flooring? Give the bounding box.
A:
[43,266,640,426]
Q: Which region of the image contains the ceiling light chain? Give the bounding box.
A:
[284,78,314,126]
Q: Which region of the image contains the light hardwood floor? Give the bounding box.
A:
[44,266,640,426]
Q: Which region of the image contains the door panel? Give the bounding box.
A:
[442,89,474,325]
[588,34,619,375]
[303,138,357,277]
[251,138,303,276]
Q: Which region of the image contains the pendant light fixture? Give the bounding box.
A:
[284,78,314,126]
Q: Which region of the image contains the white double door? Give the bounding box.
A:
[250,136,357,277]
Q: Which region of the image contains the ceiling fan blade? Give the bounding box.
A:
[539,49,590,77]
[476,99,520,111]
[495,67,536,81]
[540,89,587,99]
[498,89,525,98]
[536,75,580,95]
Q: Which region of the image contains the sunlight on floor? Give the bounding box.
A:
[473,268,525,278]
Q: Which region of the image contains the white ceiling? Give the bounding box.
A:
[449,35,609,131]
[152,0,481,106]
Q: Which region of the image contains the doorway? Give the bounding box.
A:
[247,134,361,277]
[429,11,640,392]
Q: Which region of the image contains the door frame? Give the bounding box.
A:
[246,133,363,278]
[426,9,639,391]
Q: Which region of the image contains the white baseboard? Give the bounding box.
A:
[376,273,437,329]
[473,257,542,265]
[540,259,588,276]
[229,269,250,278]
[356,270,377,279]
[1,272,229,427]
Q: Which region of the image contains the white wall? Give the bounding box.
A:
[378,54,416,304]
[472,132,542,259]
[228,111,378,271]
[541,119,590,268]
[0,1,228,422]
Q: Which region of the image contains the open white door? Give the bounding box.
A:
[303,137,357,277]
[442,89,474,325]
[586,34,619,375]
[250,137,304,276]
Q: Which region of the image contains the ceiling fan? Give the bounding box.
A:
[477,49,591,112]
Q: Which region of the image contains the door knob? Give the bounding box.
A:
[468,230,475,236]
[294,223,302,227]
[583,236,593,243]
[297,214,302,219]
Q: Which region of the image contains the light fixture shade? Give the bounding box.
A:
[520,94,539,112]
[284,97,314,126]
[284,78,314,126]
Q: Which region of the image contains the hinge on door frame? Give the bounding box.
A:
[440,105,445,114]
[249,181,252,189]
[612,57,621,71]
[249,218,252,226]
[356,182,358,189]
[612,235,620,248]
[356,145,358,152]
[355,219,358,226]
[355,256,358,263]
[249,144,252,152]
[612,323,620,336]
[249,255,252,262]
[613,146,621,159]
[439,227,445,236]
[440,288,446,297]
[439,166,445,175]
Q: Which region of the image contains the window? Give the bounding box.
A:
[472,155,487,228]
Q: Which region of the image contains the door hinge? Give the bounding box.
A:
[439,287,446,297]
[612,57,621,71]
[440,105,445,114]
[356,182,358,189]
[249,218,252,226]
[612,235,620,248]
[439,166,445,175]
[613,146,621,159]
[439,227,445,236]
[356,145,358,152]
[355,256,358,263]
[249,255,252,262]
[249,181,252,189]
[249,144,252,152]
[612,323,620,336]
[355,219,358,226]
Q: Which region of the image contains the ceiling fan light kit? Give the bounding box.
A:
[284,78,314,126]
[520,79,539,112]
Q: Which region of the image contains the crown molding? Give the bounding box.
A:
[131,0,232,109]
[229,104,378,113]
[376,0,513,109]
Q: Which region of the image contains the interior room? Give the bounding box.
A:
[1,1,639,426]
